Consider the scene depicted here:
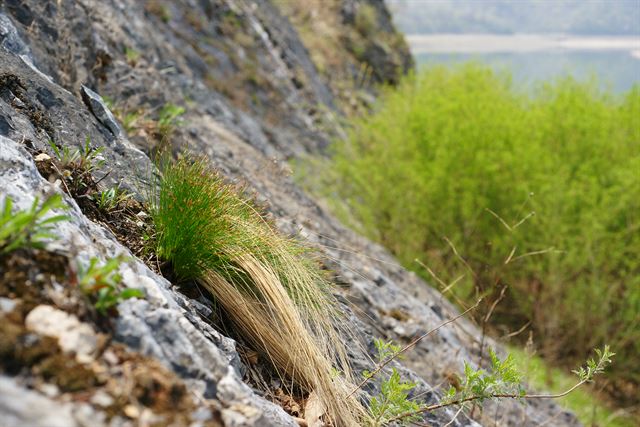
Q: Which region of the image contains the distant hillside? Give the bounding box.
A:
[387,0,640,35]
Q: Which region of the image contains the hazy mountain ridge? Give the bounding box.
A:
[388,0,640,35]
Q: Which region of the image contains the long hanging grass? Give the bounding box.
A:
[149,156,366,426]
[312,64,640,400]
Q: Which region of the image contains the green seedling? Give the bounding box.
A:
[93,186,131,212]
[156,103,185,140]
[49,137,105,173]
[77,255,144,315]
[368,368,420,426]
[124,46,140,64]
[0,194,69,255]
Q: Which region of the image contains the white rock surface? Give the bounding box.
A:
[25,305,99,359]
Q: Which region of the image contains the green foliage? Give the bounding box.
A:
[124,46,140,64]
[77,255,144,315]
[0,195,69,255]
[572,345,615,383]
[510,346,633,427]
[317,63,640,389]
[373,338,402,363]
[121,110,142,133]
[354,4,377,37]
[363,339,418,426]
[362,339,402,380]
[148,155,327,298]
[48,137,106,195]
[49,137,105,173]
[369,346,614,425]
[156,103,185,140]
[446,349,525,405]
[93,186,131,212]
[369,368,420,426]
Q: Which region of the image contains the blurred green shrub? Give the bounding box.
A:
[315,63,639,396]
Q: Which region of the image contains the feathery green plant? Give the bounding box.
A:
[441,349,525,406]
[365,339,419,426]
[0,195,69,255]
[369,368,420,426]
[368,343,614,425]
[149,155,366,426]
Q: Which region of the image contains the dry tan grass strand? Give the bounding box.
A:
[201,254,367,426]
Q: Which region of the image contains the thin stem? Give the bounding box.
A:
[347,299,482,398]
[388,379,588,423]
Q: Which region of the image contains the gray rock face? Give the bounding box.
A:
[0,376,79,427]
[0,134,295,426]
[0,1,580,426]
[80,85,124,139]
[0,13,31,59]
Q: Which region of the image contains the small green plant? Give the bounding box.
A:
[572,346,615,384]
[373,339,402,363]
[48,137,105,195]
[124,46,140,65]
[101,98,143,135]
[441,349,525,406]
[368,368,420,426]
[93,186,131,212]
[49,137,105,173]
[121,110,142,133]
[48,141,78,166]
[0,195,68,255]
[362,339,419,426]
[386,346,614,424]
[76,255,144,315]
[156,103,185,140]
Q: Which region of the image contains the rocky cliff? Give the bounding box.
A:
[0,1,579,426]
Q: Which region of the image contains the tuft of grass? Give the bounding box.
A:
[0,195,69,255]
[307,63,640,398]
[148,156,367,426]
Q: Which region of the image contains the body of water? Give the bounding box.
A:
[407,34,640,92]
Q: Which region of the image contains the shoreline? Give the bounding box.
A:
[406,34,640,54]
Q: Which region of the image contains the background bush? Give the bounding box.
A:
[321,64,639,401]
